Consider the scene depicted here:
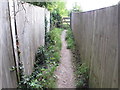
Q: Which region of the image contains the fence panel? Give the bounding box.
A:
[0,0,18,88]
[1,0,50,88]
[118,2,120,88]
[15,1,45,75]
[71,5,118,88]
[45,9,50,32]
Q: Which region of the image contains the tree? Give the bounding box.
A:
[71,2,81,12]
[26,1,69,28]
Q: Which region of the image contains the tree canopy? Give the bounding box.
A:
[26,1,81,28]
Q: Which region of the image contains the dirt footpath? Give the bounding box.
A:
[55,30,75,88]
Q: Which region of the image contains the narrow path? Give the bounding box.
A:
[55,30,75,88]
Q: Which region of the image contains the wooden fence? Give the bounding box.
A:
[0,1,18,88]
[118,2,120,89]
[0,0,50,88]
[71,4,119,88]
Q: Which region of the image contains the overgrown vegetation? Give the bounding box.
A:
[24,0,82,28]
[62,24,70,30]
[65,27,89,88]
[28,1,69,28]
[18,28,63,89]
[75,63,89,88]
[65,29,75,50]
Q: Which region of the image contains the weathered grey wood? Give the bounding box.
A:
[0,0,50,88]
[62,17,70,25]
[72,5,118,88]
[118,2,120,88]
[45,9,50,32]
[9,0,20,82]
[0,8,2,90]
[0,0,17,88]
[15,2,46,75]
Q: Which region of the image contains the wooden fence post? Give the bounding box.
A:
[9,0,20,82]
[118,2,120,88]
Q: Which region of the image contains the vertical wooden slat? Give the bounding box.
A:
[72,5,118,88]
[0,7,2,90]
[9,0,20,82]
[15,2,46,75]
[118,2,120,88]
[1,0,50,88]
[0,0,17,88]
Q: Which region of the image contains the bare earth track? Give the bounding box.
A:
[55,30,75,88]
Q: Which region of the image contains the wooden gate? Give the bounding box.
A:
[62,17,70,25]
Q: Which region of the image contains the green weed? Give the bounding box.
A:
[62,24,70,29]
[18,28,63,89]
[65,28,89,88]
[75,63,89,88]
[65,29,75,50]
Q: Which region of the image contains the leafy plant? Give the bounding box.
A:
[65,27,89,88]
[76,63,89,88]
[18,28,63,89]
[28,1,69,29]
[65,29,75,50]
[62,24,70,30]
[35,46,47,66]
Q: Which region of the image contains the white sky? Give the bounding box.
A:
[66,0,120,11]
